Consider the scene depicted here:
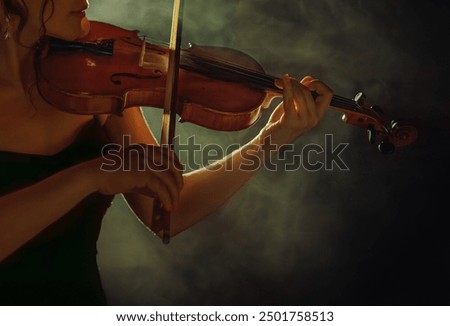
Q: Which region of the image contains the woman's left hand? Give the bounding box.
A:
[259,75,333,146]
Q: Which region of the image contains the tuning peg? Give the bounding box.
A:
[367,127,376,144]
[354,92,366,106]
[377,141,395,154]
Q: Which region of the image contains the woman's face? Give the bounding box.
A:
[24,0,90,41]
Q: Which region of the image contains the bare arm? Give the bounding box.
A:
[105,76,333,237]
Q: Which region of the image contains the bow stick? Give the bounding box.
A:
[152,0,185,244]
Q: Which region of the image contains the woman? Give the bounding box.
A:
[0,0,332,305]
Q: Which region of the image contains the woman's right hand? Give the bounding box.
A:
[86,144,184,211]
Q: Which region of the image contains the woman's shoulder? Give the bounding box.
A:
[0,94,96,155]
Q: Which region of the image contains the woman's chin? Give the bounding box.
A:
[47,18,91,41]
[80,17,91,38]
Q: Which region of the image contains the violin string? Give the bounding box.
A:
[181,51,277,87]
[205,54,362,113]
[181,51,361,113]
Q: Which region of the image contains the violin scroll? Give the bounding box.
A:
[341,91,418,154]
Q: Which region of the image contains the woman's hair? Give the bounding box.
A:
[3,0,54,44]
[3,0,55,105]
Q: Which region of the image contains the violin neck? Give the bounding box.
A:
[248,74,364,116]
[264,78,361,116]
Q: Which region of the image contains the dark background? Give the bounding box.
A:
[88,0,449,305]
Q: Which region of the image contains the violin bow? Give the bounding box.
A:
[152,0,185,244]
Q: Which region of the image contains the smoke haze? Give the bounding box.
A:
[88,0,449,305]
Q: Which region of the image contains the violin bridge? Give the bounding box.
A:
[139,37,146,67]
[138,37,162,70]
[138,43,168,72]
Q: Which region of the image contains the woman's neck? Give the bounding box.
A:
[0,44,36,92]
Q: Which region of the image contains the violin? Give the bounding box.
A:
[38,21,418,155]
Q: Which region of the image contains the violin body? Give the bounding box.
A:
[39,21,273,131]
